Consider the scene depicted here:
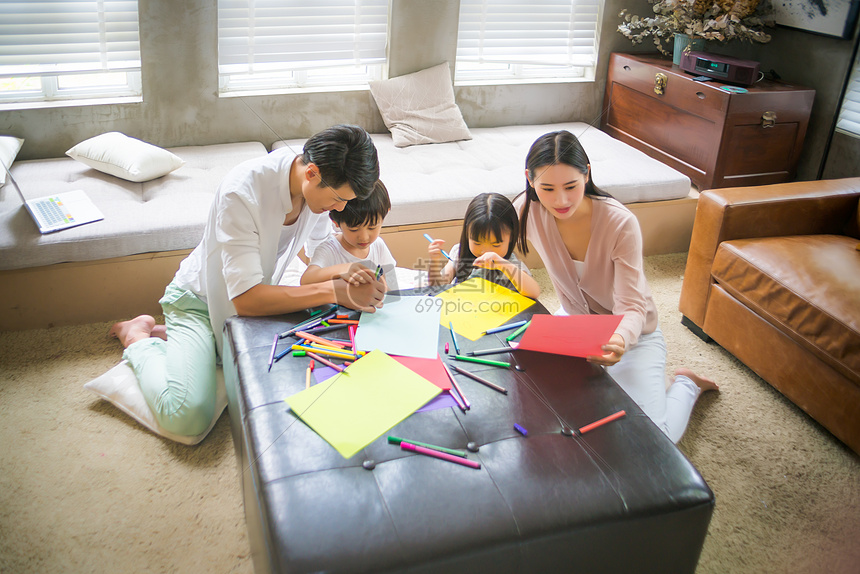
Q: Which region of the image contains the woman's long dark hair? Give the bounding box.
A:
[455,193,519,283]
[516,130,610,256]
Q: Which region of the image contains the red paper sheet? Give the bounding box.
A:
[393,355,452,390]
[517,314,623,358]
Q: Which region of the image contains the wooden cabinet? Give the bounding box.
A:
[602,53,815,190]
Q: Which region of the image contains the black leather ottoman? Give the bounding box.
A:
[223,302,713,574]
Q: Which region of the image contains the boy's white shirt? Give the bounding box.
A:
[308,233,397,271]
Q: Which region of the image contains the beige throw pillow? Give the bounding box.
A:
[369,62,472,148]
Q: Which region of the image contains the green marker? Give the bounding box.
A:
[505,320,530,342]
[387,436,468,458]
[451,354,511,368]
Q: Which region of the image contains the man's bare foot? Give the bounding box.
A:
[675,367,720,393]
[151,325,167,341]
[109,315,156,348]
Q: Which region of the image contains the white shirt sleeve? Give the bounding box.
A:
[216,190,266,301]
[308,236,344,268]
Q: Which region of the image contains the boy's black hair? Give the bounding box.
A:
[329,180,391,228]
[455,193,519,283]
[302,125,379,200]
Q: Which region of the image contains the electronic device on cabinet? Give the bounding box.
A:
[680,51,761,86]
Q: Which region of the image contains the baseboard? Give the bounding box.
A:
[0,250,191,332]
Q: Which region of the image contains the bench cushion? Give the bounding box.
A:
[274,122,691,226]
[0,142,268,271]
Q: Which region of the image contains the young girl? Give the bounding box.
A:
[428,192,540,299]
[514,130,718,444]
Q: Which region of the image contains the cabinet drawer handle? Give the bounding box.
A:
[762,111,777,128]
[654,73,667,95]
[696,92,705,99]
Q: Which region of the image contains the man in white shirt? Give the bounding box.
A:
[109,125,384,437]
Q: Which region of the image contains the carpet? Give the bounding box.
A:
[1,253,857,573]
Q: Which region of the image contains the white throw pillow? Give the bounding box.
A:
[0,135,24,187]
[66,132,185,182]
[369,62,472,148]
[84,360,227,445]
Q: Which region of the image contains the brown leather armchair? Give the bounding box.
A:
[679,178,860,454]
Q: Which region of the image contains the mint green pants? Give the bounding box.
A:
[123,282,217,437]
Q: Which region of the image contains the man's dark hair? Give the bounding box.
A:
[330,180,391,228]
[302,125,379,200]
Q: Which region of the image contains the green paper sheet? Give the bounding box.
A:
[284,349,441,459]
[436,277,535,340]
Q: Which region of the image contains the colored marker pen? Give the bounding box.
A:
[484,320,528,335]
[451,355,511,368]
[423,233,452,260]
[449,322,462,355]
[579,410,627,435]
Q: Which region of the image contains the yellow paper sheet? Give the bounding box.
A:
[436,277,535,340]
[284,350,441,459]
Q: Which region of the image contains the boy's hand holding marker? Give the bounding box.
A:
[338,262,381,287]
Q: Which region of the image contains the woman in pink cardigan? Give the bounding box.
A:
[513,130,718,443]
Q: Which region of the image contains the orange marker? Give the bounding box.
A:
[327,319,360,325]
[578,410,627,435]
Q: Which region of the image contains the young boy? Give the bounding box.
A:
[301,180,396,288]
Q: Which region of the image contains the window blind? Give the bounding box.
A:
[217,0,389,76]
[835,53,860,139]
[0,1,140,78]
[456,0,599,69]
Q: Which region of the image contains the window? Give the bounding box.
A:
[455,0,600,85]
[835,53,860,139]
[217,0,389,95]
[0,1,141,107]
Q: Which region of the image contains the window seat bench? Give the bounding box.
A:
[0,123,696,331]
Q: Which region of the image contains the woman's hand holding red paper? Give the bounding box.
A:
[587,333,626,367]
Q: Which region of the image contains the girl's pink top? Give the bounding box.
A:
[515,195,658,348]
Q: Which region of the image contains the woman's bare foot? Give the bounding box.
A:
[675,367,720,393]
[109,315,156,348]
[151,325,168,341]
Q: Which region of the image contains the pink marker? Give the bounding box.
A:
[400,442,480,469]
[445,342,450,354]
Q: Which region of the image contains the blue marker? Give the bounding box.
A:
[449,321,462,355]
[423,233,452,261]
[514,423,528,436]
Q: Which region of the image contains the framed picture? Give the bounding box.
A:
[772,0,860,39]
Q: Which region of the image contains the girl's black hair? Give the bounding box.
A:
[330,180,391,228]
[455,193,519,284]
[516,130,610,256]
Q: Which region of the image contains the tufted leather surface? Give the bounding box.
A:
[713,235,860,382]
[224,300,713,574]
